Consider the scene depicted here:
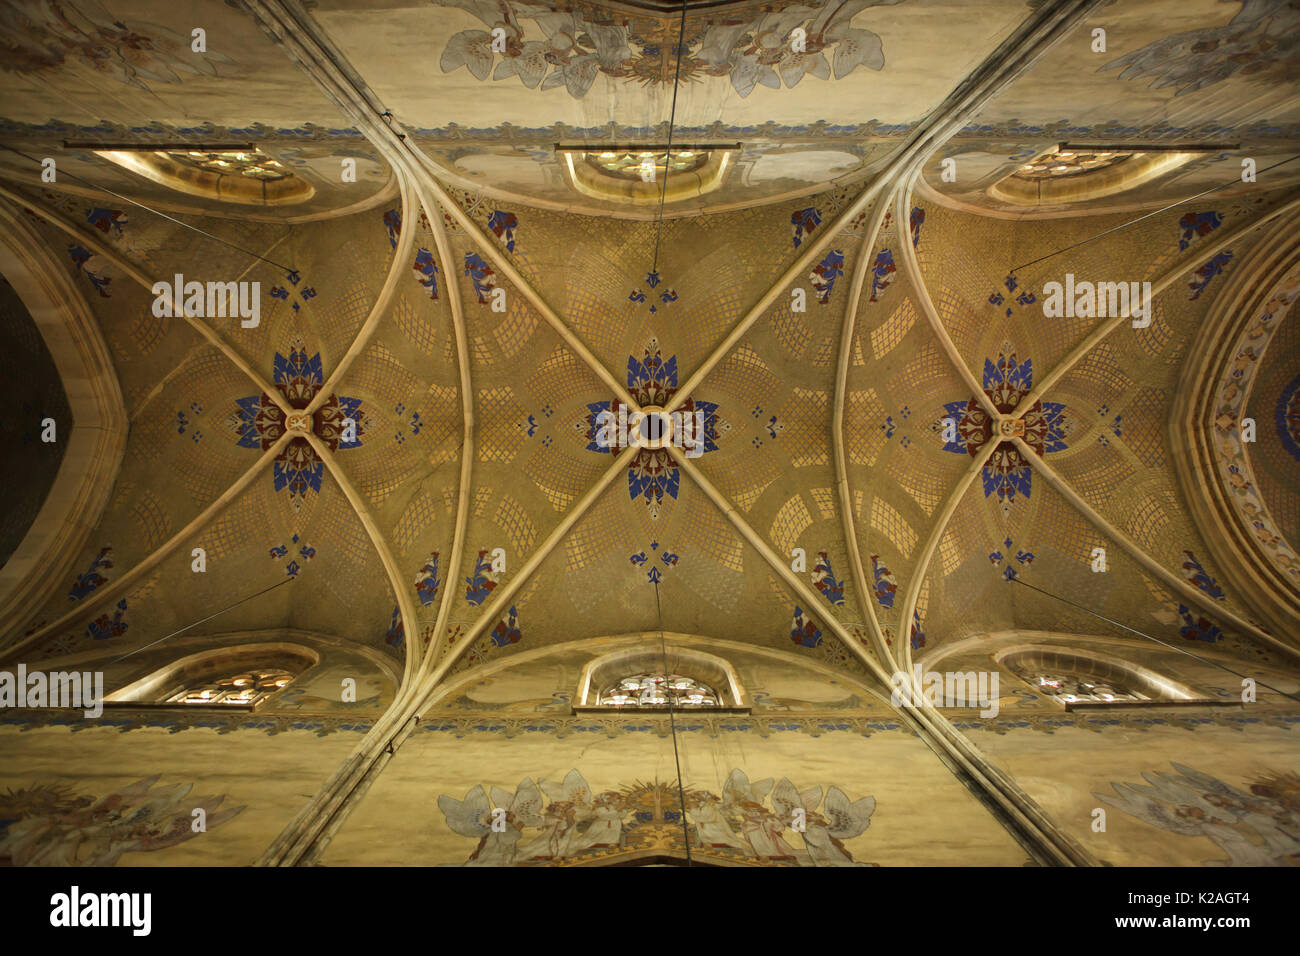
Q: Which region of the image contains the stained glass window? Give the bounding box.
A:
[164,149,290,181]
[598,672,719,707]
[1030,672,1147,704]
[166,668,295,706]
[1014,150,1132,181]
[584,150,709,181]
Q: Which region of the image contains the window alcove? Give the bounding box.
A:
[994,645,1231,712]
[104,642,319,712]
[573,646,748,714]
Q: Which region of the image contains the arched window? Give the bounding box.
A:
[574,645,747,712]
[597,672,720,708]
[105,642,318,709]
[96,147,315,206]
[163,149,292,182]
[165,667,296,706]
[1027,671,1147,705]
[995,645,1206,709]
[557,144,736,206]
[990,148,1194,206]
[584,150,710,182]
[1013,149,1133,181]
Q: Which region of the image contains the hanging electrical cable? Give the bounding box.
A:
[1008,154,1300,274]
[652,574,693,864]
[649,0,691,276]
[108,576,296,667]
[0,143,298,273]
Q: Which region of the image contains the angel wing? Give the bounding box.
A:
[540,769,592,808]
[1126,774,1226,821]
[770,778,803,819]
[577,19,632,71]
[438,784,492,838]
[504,777,545,828]
[723,769,772,806]
[1169,764,1256,805]
[823,787,875,839]
[801,786,823,812]
[696,20,757,68]
[722,769,750,807]
[1096,1,1297,96]
[809,0,905,37]
[133,782,194,818]
[754,7,823,47]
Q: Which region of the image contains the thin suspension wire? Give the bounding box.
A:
[649,0,690,275]
[653,576,693,865]
[0,144,298,273]
[107,577,295,667]
[1008,575,1300,703]
[1008,154,1300,274]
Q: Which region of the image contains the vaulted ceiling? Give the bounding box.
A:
[1,0,1298,710]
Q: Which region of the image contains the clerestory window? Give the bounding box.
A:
[597,672,720,708]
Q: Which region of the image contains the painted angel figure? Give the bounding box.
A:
[568,790,626,853]
[0,775,242,866]
[0,0,232,88]
[806,785,876,865]
[1098,0,1300,96]
[687,791,750,853]
[1164,764,1299,860]
[517,769,592,861]
[438,778,543,866]
[1095,769,1287,866]
[702,0,904,97]
[724,769,799,861]
[761,777,878,866]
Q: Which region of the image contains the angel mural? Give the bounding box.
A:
[436,0,907,99]
[1095,763,1300,866]
[0,0,234,88]
[1098,0,1300,97]
[770,775,877,866]
[0,775,244,866]
[436,778,544,865]
[436,767,877,865]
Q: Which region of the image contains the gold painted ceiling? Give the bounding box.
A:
[1,0,1298,710]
